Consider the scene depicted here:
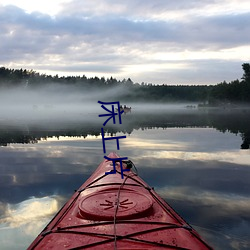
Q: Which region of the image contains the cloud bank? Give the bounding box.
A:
[0,0,250,84]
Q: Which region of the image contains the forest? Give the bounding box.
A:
[0,63,249,104]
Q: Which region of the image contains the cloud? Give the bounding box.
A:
[58,0,236,19]
[0,1,250,84]
[8,6,248,49]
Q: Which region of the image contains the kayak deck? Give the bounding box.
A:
[28,152,213,249]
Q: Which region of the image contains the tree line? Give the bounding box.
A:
[0,63,249,104]
[208,63,250,105]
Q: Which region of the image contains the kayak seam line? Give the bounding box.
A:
[116,169,152,190]
[55,225,192,236]
[82,183,143,189]
[55,225,191,250]
[79,173,108,191]
[56,220,182,230]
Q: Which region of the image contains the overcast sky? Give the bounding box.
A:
[0,0,250,85]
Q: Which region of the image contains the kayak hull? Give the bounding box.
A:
[28,152,212,249]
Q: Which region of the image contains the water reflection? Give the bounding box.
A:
[0,108,250,249]
[0,196,59,228]
[0,107,250,149]
[0,196,62,250]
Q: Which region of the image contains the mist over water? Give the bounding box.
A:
[0,85,196,125]
[0,85,97,122]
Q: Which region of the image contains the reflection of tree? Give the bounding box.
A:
[202,109,250,149]
[0,109,250,149]
[241,133,250,149]
[0,131,38,146]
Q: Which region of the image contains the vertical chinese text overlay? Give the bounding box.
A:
[98,101,129,178]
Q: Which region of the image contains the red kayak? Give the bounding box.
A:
[28,152,213,249]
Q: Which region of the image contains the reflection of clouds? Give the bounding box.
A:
[194,223,250,250]
[0,196,61,250]
[159,186,250,210]
[119,127,249,166]
[43,135,102,142]
[4,142,102,177]
[0,141,104,205]
[123,139,185,150]
[0,196,59,230]
[153,150,250,166]
[0,202,7,218]
[123,127,243,152]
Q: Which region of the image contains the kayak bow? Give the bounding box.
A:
[28,152,213,249]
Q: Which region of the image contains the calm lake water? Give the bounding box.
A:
[0,104,250,249]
